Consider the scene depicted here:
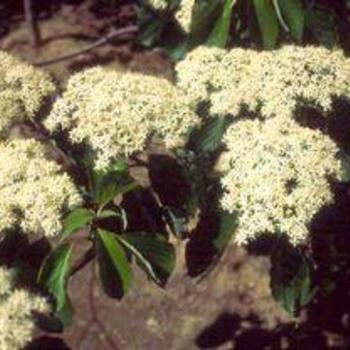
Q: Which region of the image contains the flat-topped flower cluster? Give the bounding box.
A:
[0,138,82,237]
[44,67,199,170]
[176,45,348,244]
[0,50,55,138]
[0,267,49,350]
[176,45,350,120]
[217,119,342,245]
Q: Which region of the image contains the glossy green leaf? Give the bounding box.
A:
[279,0,304,41]
[271,244,316,316]
[119,232,175,286]
[39,244,73,312]
[207,0,235,48]
[93,167,138,207]
[61,208,95,239]
[188,0,222,47]
[213,211,237,253]
[193,118,231,153]
[253,0,279,49]
[96,230,133,298]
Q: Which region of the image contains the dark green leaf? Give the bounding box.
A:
[271,244,316,316]
[93,167,138,207]
[213,211,237,253]
[39,244,73,312]
[61,208,95,240]
[119,232,175,286]
[279,0,304,41]
[188,0,222,48]
[193,118,230,153]
[35,313,63,333]
[166,42,188,61]
[299,263,316,307]
[253,0,279,49]
[207,0,235,48]
[96,229,133,298]
[138,8,166,47]
[305,4,338,47]
[56,297,74,328]
[341,153,350,182]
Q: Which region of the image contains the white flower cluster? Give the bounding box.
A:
[146,0,195,32]
[0,50,56,137]
[146,0,169,11]
[0,139,82,236]
[176,45,350,120]
[178,45,347,244]
[0,267,49,350]
[218,119,342,245]
[175,0,195,32]
[44,67,199,170]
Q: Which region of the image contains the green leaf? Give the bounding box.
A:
[253,0,279,49]
[56,297,74,328]
[207,0,235,48]
[138,7,166,47]
[305,4,338,47]
[97,209,120,219]
[341,153,350,182]
[166,42,188,61]
[188,0,222,48]
[97,208,128,230]
[193,118,230,153]
[93,167,138,207]
[278,0,304,41]
[61,208,95,239]
[119,232,175,286]
[213,211,237,253]
[96,229,133,298]
[39,244,73,312]
[271,244,316,316]
[111,159,128,173]
[299,263,316,307]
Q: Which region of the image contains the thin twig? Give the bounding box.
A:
[24,0,41,46]
[29,121,77,170]
[70,247,96,277]
[34,25,138,67]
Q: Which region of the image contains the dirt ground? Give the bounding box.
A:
[1,1,350,349]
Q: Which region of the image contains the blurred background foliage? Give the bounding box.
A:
[138,0,350,59]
